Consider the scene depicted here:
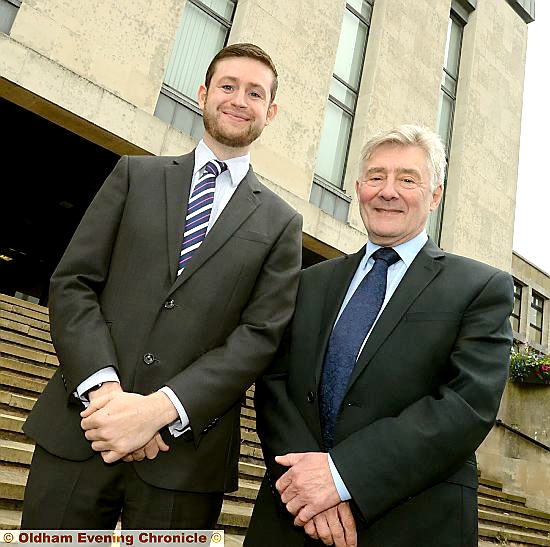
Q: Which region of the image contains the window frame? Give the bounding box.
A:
[529,290,545,345]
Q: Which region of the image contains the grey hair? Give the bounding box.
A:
[358,124,447,191]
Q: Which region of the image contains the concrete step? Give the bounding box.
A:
[480,496,550,524]
[240,407,255,419]
[225,535,244,547]
[0,390,37,412]
[228,479,259,502]
[479,523,550,546]
[239,443,263,462]
[478,483,528,505]
[0,306,50,333]
[0,439,34,465]
[479,508,550,534]
[0,301,49,325]
[0,507,21,529]
[0,329,55,355]
[0,370,47,395]
[240,416,257,430]
[0,464,28,501]
[0,315,51,342]
[241,429,260,445]
[218,500,252,531]
[0,341,59,368]
[0,413,26,434]
[0,355,55,380]
[0,295,48,315]
[238,461,265,481]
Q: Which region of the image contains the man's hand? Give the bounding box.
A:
[122,432,170,462]
[87,381,123,404]
[304,502,357,547]
[80,391,178,463]
[275,452,341,526]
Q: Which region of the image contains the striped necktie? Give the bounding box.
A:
[177,159,228,276]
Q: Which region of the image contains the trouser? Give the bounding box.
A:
[22,444,224,530]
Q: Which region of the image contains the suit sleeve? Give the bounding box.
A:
[48,156,128,396]
[165,212,303,442]
[330,269,514,523]
[254,320,323,482]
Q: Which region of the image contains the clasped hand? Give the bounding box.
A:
[275,452,357,547]
[80,384,170,463]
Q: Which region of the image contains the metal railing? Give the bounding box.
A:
[496,419,550,452]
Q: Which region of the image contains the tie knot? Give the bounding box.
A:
[372,247,400,267]
[204,160,228,178]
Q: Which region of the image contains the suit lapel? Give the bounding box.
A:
[168,166,261,293]
[313,248,366,387]
[346,239,444,388]
[165,152,195,282]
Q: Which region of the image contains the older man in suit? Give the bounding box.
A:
[22,43,302,529]
[245,124,513,547]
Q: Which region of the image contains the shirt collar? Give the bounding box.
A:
[364,231,428,270]
[194,139,250,188]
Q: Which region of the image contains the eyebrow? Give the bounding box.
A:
[218,76,267,92]
[365,167,422,178]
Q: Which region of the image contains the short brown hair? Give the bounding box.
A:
[204,43,278,102]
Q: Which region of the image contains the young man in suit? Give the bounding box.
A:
[245,124,514,547]
[22,43,302,529]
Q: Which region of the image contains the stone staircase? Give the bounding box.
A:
[1,293,549,546]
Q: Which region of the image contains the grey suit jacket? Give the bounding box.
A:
[24,151,302,493]
[245,239,513,546]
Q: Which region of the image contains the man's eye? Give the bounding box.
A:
[249,91,262,98]
[222,85,234,91]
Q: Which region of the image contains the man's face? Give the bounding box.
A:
[356,144,443,246]
[198,57,277,152]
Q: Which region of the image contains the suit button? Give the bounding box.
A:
[306,391,315,403]
[143,353,155,365]
[164,299,175,309]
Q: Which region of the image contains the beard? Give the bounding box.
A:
[203,105,264,149]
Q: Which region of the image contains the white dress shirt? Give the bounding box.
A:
[75,140,251,437]
[329,231,429,500]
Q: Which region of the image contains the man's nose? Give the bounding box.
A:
[378,177,400,199]
[231,88,248,107]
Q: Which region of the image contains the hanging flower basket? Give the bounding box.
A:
[509,346,550,385]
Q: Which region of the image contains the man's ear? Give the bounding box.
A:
[197,85,207,110]
[430,184,444,211]
[265,102,278,125]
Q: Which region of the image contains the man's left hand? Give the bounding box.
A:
[275,452,341,526]
[80,391,177,463]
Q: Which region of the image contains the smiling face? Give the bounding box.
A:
[356,143,443,246]
[198,57,277,159]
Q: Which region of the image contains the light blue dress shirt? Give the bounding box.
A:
[329,231,429,501]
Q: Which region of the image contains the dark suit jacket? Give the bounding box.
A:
[23,151,302,493]
[245,239,513,547]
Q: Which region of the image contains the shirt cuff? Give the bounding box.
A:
[74,366,119,405]
[328,454,352,501]
[159,386,191,437]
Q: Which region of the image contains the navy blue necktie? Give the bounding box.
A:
[320,247,400,449]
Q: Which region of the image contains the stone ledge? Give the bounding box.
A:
[479,523,550,546]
